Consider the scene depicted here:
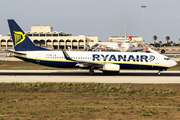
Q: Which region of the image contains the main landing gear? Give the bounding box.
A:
[157,70,161,75]
[89,68,94,75]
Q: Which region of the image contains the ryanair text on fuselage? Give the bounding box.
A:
[92,54,155,62]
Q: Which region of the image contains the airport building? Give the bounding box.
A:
[0,26,98,50]
[0,25,143,50]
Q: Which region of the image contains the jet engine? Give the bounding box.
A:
[101,63,120,74]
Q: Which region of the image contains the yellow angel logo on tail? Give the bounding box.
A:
[14,31,26,46]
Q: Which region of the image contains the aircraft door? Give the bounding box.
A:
[155,56,159,64]
[36,54,41,63]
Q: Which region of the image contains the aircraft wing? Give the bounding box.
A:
[103,47,121,52]
[61,49,103,68]
[91,43,99,49]
[91,43,122,52]
[132,48,144,52]
[74,60,104,68]
[91,46,122,52]
[5,49,27,55]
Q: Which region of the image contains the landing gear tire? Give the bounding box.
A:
[161,49,165,54]
[89,68,94,75]
[157,71,161,75]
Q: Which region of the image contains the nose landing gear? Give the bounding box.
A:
[157,69,167,75]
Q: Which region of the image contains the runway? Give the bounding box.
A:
[0,70,180,83]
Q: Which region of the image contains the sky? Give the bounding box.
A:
[0,0,180,44]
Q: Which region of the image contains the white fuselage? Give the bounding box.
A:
[120,40,133,52]
[14,51,177,70]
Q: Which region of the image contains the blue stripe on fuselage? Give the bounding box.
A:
[14,56,78,68]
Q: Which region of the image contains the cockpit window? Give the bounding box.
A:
[164,58,170,60]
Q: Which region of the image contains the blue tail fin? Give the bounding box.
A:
[8,19,50,51]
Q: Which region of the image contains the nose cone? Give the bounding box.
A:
[171,60,177,67]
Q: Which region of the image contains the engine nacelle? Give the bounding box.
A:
[102,63,120,74]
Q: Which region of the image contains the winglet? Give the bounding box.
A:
[61,48,72,60]
[117,43,121,47]
[128,36,132,41]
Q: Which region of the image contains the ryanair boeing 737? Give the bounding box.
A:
[7,19,177,75]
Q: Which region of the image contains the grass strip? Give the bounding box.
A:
[0,83,180,119]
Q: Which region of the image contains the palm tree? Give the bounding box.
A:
[170,41,173,47]
[166,36,170,44]
[159,41,162,47]
[153,35,157,46]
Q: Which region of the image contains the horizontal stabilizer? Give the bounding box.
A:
[5,49,26,55]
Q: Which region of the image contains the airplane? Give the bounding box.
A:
[7,19,177,75]
[90,27,144,52]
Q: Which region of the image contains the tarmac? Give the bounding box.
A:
[0,70,180,83]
